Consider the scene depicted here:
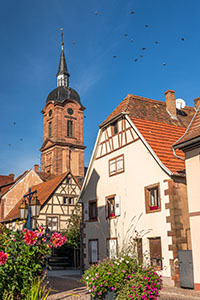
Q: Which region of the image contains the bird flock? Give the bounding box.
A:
[87,8,185,66]
[8,122,23,147]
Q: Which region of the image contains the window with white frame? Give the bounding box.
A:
[109,154,124,176]
[46,216,58,231]
[88,239,98,264]
[107,238,117,258]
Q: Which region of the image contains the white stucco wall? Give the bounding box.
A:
[81,125,173,279]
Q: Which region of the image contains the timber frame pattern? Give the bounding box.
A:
[37,174,81,232]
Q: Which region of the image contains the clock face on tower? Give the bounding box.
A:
[67,108,74,115]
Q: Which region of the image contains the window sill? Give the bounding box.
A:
[150,206,158,210]
[87,218,98,222]
[107,215,117,219]
[146,206,161,214]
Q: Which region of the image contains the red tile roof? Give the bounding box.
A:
[3,172,71,222]
[132,118,186,174]
[101,94,195,175]
[0,175,14,186]
[173,106,200,148]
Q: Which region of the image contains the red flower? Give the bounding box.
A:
[0,250,8,265]
[24,230,38,246]
[50,232,67,248]
[35,226,44,237]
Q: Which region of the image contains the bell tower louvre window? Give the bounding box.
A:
[48,122,52,138]
[67,120,73,137]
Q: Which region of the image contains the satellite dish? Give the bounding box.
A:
[176,98,186,109]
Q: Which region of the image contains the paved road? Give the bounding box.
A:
[46,270,200,300]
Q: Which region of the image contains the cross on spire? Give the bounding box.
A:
[57,28,70,87]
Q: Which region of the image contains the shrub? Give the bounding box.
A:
[0,223,67,299]
[81,255,140,298]
[81,256,162,299]
[117,266,162,300]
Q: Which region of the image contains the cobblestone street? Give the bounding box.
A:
[46,271,200,300]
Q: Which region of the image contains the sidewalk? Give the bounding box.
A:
[47,270,200,300]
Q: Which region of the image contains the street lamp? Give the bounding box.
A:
[19,188,41,230]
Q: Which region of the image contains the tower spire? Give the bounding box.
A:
[57,28,70,87]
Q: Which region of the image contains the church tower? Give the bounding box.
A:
[40,33,85,178]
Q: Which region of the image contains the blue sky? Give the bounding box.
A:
[1,0,200,177]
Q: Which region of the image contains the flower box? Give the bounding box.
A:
[150,205,158,210]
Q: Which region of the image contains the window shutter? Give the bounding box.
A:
[89,240,98,263]
[108,239,117,258]
[115,195,121,216]
[105,200,109,218]
[84,202,89,221]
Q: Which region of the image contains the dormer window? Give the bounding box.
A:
[112,121,118,135]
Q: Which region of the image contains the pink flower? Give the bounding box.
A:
[13,239,16,242]
[42,237,47,242]
[35,226,44,237]
[50,232,67,248]
[0,251,8,265]
[24,230,38,246]
[122,270,126,273]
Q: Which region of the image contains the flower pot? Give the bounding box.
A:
[90,291,116,300]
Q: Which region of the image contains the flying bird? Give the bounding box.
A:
[154,41,158,44]
[134,58,138,62]
[113,56,117,59]
[95,11,99,15]
[130,10,134,14]
[140,55,144,58]
[181,37,185,41]
[130,39,134,43]
[13,122,16,125]
[124,33,128,37]
[20,138,23,141]
[145,24,149,28]
[73,41,76,45]
[162,62,166,66]
[142,47,146,50]
[8,144,11,147]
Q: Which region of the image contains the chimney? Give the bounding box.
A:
[9,173,14,181]
[34,164,39,173]
[165,90,176,118]
[194,97,200,109]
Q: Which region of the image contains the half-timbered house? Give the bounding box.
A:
[79,90,195,287]
[3,171,81,232]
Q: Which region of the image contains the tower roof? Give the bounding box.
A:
[46,30,82,106]
[56,48,70,77]
[46,86,81,105]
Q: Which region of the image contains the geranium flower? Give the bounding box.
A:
[35,226,44,237]
[50,232,67,248]
[0,250,8,265]
[24,230,38,246]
